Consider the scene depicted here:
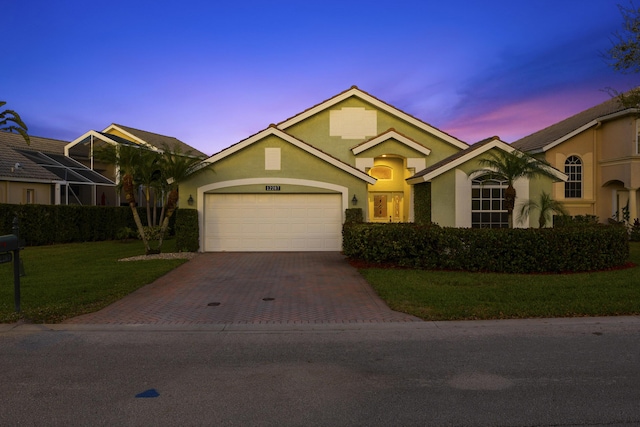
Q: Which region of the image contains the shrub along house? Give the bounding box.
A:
[181,86,567,252]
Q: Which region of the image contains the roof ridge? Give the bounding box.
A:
[276,86,468,149]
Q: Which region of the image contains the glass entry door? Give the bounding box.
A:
[370,192,403,222]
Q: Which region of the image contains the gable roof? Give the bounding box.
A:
[407,136,567,184]
[1,129,67,154]
[204,125,377,184]
[512,93,636,153]
[0,145,61,182]
[64,130,143,156]
[351,128,432,156]
[0,131,114,185]
[277,86,469,150]
[65,125,208,158]
[1,131,66,182]
[106,124,208,157]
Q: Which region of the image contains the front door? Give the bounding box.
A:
[370,192,404,222]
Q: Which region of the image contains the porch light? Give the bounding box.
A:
[351,195,358,206]
[187,195,194,206]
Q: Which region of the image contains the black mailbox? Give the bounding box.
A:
[0,235,18,252]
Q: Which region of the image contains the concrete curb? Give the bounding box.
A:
[4,315,639,334]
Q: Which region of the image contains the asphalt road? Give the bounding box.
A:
[1,317,639,426]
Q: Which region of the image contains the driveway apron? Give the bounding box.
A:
[64,252,421,324]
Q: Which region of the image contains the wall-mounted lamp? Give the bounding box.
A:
[187,195,194,206]
[351,195,358,206]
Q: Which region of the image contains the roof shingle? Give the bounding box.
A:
[512,93,633,152]
[110,124,208,158]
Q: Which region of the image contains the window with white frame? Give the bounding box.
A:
[564,155,582,198]
[471,175,508,228]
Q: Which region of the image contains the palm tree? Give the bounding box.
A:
[475,149,559,228]
[1,101,30,145]
[131,147,163,228]
[95,143,156,254]
[96,142,209,255]
[154,144,209,252]
[517,191,568,228]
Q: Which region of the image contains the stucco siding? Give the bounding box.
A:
[430,169,457,227]
[284,96,462,165]
[1,181,51,204]
[181,134,368,214]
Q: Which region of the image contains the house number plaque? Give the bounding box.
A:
[265,185,281,191]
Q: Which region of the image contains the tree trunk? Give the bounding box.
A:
[145,186,152,227]
[123,174,152,254]
[505,184,516,228]
[155,189,180,253]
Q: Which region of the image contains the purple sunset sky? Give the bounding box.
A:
[3,1,638,155]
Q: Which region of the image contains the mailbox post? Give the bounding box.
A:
[1,219,21,313]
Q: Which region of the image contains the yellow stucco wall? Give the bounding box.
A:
[284,97,461,165]
[547,130,596,216]
[544,115,640,221]
[180,134,368,212]
[1,181,51,204]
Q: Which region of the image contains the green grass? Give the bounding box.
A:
[0,240,188,323]
[3,240,638,324]
[360,242,640,320]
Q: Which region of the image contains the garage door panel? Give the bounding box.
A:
[272,223,290,233]
[205,193,342,251]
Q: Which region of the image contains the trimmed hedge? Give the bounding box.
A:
[413,182,431,224]
[342,223,630,273]
[0,204,176,246]
[345,208,363,224]
[174,209,199,252]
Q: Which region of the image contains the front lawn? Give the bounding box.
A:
[0,240,188,323]
[2,240,638,324]
[359,242,640,320]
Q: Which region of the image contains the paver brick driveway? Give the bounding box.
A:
[65,252,422,325]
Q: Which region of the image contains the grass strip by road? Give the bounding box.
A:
[360,242,640,320]
[0,240,188,323]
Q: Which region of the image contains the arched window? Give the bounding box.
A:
[471,175,508,228]
[564,156,582,198]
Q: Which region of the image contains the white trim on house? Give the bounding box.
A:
[539,121,599,153]
[536,109,640,154]
[453,168,529,228]
[355,157,374,172]
[0,177,65,185]
[407,138,567,184]
[204,127,377,184]
[277,87,469,150]
[64,130,123,156]
[406,158,426,172]
[197,178,350,252]
[101,124,157,150]
[455,169,472,227]
[351,130,432,156]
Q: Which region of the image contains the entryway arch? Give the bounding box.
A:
[367,155,411,222]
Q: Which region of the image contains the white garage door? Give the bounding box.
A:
[204,194,343,251]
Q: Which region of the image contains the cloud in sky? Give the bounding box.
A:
[2,1,638,154]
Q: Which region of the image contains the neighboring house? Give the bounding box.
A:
[512,93,640,223]
[65,123,207,206]
[0,131,115,205]
[182,86,566,252]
